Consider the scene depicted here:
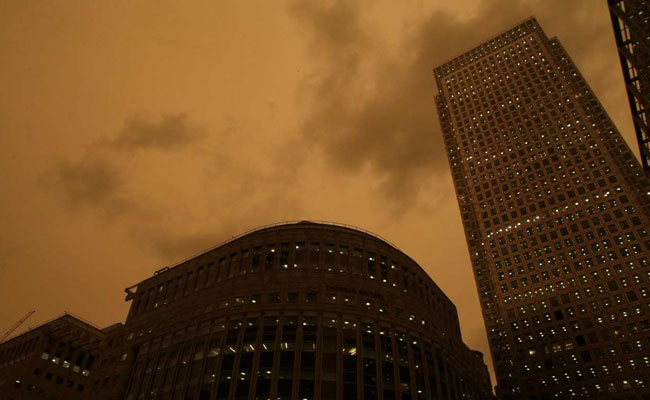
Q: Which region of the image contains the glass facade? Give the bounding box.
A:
[124,314,489,400]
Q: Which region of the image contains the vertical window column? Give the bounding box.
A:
[309,242,321,269]
[185,340,207,399]
[255,316,278,400]
[298,316,318,400]
[251,247,261,273]
[380,328,396,400]
[411,338,426,400]
[396,332,411,400]
[361,323,378,399]
[172,344,192,399]
[149,352,169,399]
[338,246,349,273]
[233,318,259,400]
[138,356,157,399]
[216,320,242,400]
[276,316,298,400]
[279,243,290,269]
[342,319,358,400]
[160,349,180,398]
[183,272,195,296]
[198,327,224,400]
[320,316,338,400]
[265,246,275,270]
[294,242,305,269]
[424,345,440,400]
[125,359,145,400]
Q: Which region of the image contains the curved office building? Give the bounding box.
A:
[93,221,492,400]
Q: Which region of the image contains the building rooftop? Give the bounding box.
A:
[434,17,543,78]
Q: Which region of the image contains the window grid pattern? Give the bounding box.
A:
[435,17,650,399]
[128,234,461,344]
[123,314,492,400]
[107,223,493,400]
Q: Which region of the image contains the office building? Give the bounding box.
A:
[608,0,650,172]
[0,313,108,399]
[2,221,493,400]
[435,17,650,399]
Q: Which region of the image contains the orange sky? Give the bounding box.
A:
[0,0,635,386]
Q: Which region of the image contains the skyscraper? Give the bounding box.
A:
[435,18,650,399]
[608,0,650,173]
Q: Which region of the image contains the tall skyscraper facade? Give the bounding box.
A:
[608,0,650,172]
[435,18,650,399]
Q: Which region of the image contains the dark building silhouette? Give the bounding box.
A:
[1,221,493,400]
[435,18,650,399]
[0,313,109,399]
[608,0,650,172]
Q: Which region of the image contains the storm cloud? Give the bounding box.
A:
[55,157,128,211]
[50,111,304,260]
[110,113,203,151]
[51,113,203,218]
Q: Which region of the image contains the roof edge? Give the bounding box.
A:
[148,220,401,278]
[433,16,540,75]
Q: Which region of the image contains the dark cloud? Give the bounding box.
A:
[289,0,617,211]
[110,113,203,151]
[49,112,304,261]
[54,157,133,213]
[288,1,368,56]
[51,113,207,217]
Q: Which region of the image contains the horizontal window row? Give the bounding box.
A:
[11,375,85,394]
[132,245,457,330]
[125,314,491,400]
[193,291,431,330]
[39,337,95,376]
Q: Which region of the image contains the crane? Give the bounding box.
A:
[0,310,36,343]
